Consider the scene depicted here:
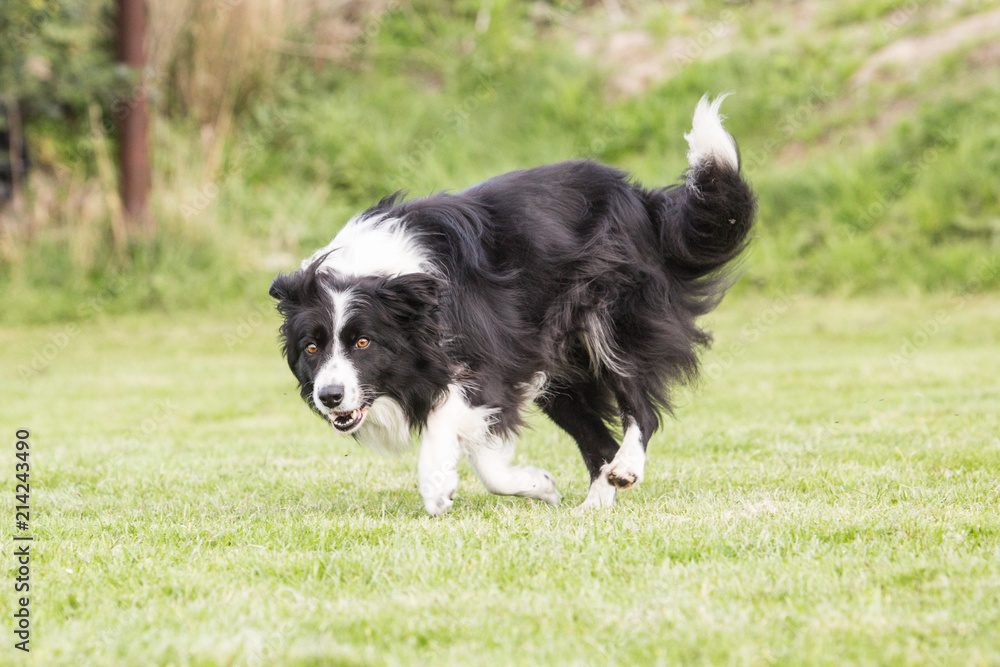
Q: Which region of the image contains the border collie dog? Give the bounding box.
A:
[270,95,756,516]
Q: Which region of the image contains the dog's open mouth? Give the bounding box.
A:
[329,407,369,433]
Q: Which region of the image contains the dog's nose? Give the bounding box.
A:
[319,384,345,409]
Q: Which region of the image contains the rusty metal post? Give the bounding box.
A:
[116,0,151,232]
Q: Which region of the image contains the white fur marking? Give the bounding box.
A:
[304,215,435,278]
[466,437,561,506]
[575,472,616,511]
[418,384,497,516]
[328,288,355,340]
[582,312,628,377]
[684,93,739,173]
[603,419,646,489]
[312,289,363,415]
[519,372,550,405]
[354,397,413,456]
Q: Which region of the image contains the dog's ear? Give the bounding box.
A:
[269,272,298,302]
[377,273,441,324]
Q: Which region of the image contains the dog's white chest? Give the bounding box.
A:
[352,397,413,456]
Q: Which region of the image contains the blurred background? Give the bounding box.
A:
[2,0,999,324]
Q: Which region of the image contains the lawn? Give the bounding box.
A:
[2,294,999,665]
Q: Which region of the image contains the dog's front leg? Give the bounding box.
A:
[418,404,462,517]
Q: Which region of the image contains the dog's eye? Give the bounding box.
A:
[305,343,318,355]
[356,337,370,349]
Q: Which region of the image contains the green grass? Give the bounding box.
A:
[2,294,999,665]
[5,0,1000,324]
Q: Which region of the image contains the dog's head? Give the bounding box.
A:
[270,266,450,434]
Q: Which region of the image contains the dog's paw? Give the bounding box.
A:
[524,467,561,506]
[602,453,645,490]
[573,475,616,513]
[604,462,641,489]
[423,488,457,517]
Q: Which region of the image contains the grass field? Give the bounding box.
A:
[2,294,999,665]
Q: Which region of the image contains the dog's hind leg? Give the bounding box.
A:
[602,416,647,489]
[465,436,561,506]
[538,383,620,510]
[602,384,658,490]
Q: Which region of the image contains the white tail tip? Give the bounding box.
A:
[684,93,739,172]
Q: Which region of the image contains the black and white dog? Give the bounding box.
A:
[270,95,756,516]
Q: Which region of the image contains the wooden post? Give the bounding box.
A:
[2,99,26,213]
[116,0,151,232]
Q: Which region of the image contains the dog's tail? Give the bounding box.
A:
[656,94,756,280]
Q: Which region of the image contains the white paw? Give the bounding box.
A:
[524,467,561,506]
[603,458,644,489]
[423,488,456,517]
[604,422,646,489]
[573,474,616,513]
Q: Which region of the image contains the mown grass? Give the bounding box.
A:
[2,294,998,665]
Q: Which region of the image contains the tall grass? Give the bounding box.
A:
[1,0,390,322]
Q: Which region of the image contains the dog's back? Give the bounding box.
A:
[371,96,755,429]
